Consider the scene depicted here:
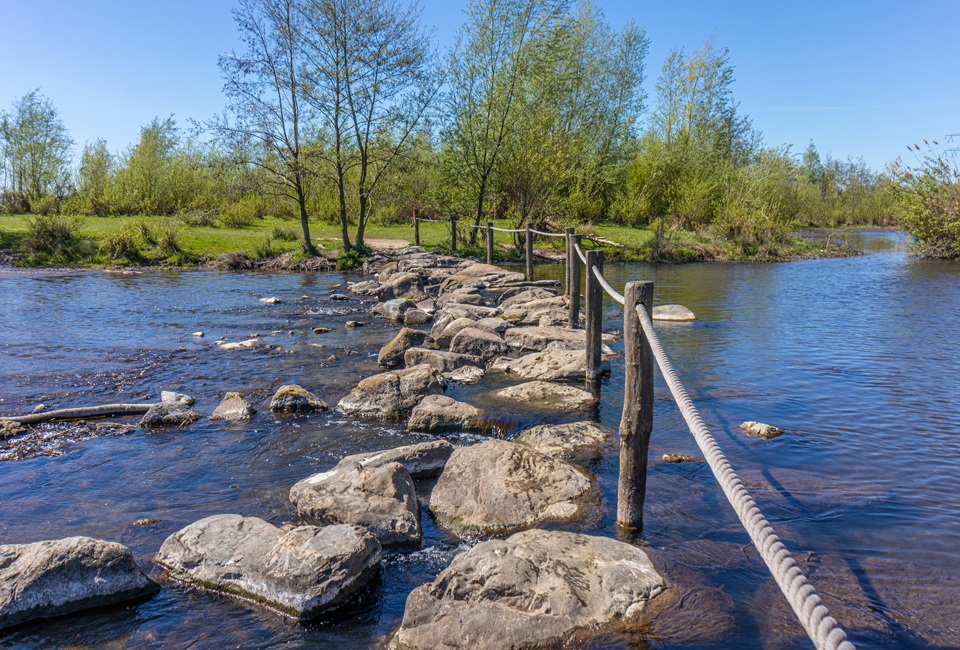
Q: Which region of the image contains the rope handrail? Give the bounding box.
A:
[592,265,624,305]
[634,303,854,650]
[530,228,566,237]
[414,217,525,233]
[573,242,587,264]
[491,226,524,233]
[413,217,448,224]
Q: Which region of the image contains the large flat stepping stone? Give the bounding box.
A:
[429,439,594,536]
[337,440,455,478]
[493,381,598,411]
[377,272,427,302]
[449,328,508,360]
[490,349,609,380]
[155,515,380,620]
[338,364,444,417]
[403,348,483,373]
[290,461,422,547]
[516,421,614,458]
[408,395,481,433]
[0,536,159,630]
[390,529,666,650]
[504,326,615,352]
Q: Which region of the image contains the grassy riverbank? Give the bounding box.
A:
[0,214,859,268]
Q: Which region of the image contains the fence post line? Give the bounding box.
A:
[525,222,534,281]
[617,281,654,529]
[450,216,457,254]
[486,222,494,265]
[585,249,603,379]
[413,210,420,247]
[570,234,582,328]
[564,227,574,297]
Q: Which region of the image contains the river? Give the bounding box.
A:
[0,230,957,649]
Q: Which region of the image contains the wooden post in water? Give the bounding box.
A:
[585,249,603,379]
[525,222,533,281]
[486,222,494,264]
[450,216,457,254]
[569,234,581,328]
[564,227,574,296]
[618,281,654,528]
[413,210,420,246]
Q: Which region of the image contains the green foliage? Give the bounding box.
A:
[270,226,299,241]
[175,209,219,228]
[336,243,372,271]
[100,225,145,263]
[892,144,960,258]
[24,214,86,259]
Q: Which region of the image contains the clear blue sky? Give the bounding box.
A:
[2,0,957,172]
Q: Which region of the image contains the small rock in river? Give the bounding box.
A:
[140,403,202,428]
[270,385,328,413]
[739,421,784,439]
[330,294,349,301]
[312,327,333,333]
[260,296,281,304]
[301,295,310,300]
[132,518,163,527]
[161,391,195,407]
[662,453,699,463]
[32,404,47,413]
[212,393,257,420]
[191,331,204,337]
[345,321,366,328]
[652,304,696,321]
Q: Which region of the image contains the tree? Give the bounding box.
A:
[0,89,74,212]
[213,0,319,255]
[78,139,113,216]
[299,0,440,251]
[443,0,566,241]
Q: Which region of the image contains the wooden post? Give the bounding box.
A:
[617,281,654,529]
[564,227,574,297]
[525,222,533,281]
[569,234,581,328]
[413,210,420,246]
[450,216,457,254]
[486,222,494,265]
[585,249,603,379]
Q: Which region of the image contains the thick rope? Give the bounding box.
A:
[491,226,524,233]
[530,228,566,237]
[573,242,587,264]
[634,304,855,650]
[591,264,624,305]
[413,217,447,224]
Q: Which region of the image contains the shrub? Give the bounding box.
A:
[100,226,144,262]
[270,226,299,242]
[24,215,86,258]
[176,209,218,228]
[892,146,960,259]
[336,243,372,271]
[158,225,181,256]
[254,235,274,259]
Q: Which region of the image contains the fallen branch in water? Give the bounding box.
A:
[0,404,157,425]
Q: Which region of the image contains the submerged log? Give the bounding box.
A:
[0,403,156,425]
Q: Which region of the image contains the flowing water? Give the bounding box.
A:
[1,231,958,649]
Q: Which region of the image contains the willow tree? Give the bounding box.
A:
[214,0,319,255]
[0,89,74,212]
[299,0,440,251]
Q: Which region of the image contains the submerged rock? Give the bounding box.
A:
[652,304,696,321]
[270,385,328,412]
[491,349,609,381]
[662,453,699,463]
[408,395,481,433]
[493,381,598,411]
[739,421,784,439]
[516,421,613,458]
[155,515,380,620]
[140,402,202,428]
[0,536,159,630]
[0,420,25,440]
[220,337,269,350]
[338,364,444,417]
[390,529,665,650]
[429,439,594,536]
[290,461,421,547]
[336,440,455,478]
[211,393,257,420]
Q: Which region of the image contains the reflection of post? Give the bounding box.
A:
[413,210,420,246]
[525,223,533,281]
[569,234,581,328]
[618,281,654,529]
[450,216,457,254]
[585,250,603,379]
[486,222,494,264]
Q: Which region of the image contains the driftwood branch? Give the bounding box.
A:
[0,404,157,425]
[582,235,624,248]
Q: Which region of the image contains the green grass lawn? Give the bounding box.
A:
[0,213,854,267]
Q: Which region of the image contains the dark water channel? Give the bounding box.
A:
[1,231,958,649]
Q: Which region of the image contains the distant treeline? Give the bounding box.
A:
[0,0,938,256]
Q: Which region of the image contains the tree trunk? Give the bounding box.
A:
[337,165,351,252]
[296,180,318,256]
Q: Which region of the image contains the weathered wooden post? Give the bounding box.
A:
[450,216,457,254]
[569,233,581,328]
[525,222,533,281]
[585,249,603,379]
[486,222,494,264]
[413,210,420,246]
[564,227,574,297]
[618,281,654,528]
